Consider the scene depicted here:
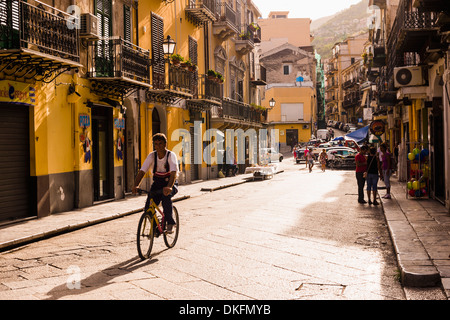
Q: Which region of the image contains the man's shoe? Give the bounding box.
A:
[358,200,367,204]
[368,200,372,205]
[165,224,175,234]
[373,200,379,205]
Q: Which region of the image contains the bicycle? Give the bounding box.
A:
[136,189,179,260]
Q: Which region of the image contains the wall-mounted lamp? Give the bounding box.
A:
[163,35,176,56]
[268,98,276,110]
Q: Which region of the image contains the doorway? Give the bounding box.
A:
[92,106,113,202]
[430,99,445,204]
[286,129,298,150]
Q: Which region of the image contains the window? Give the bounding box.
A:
[281,103,304,122]
[283,65,290,75]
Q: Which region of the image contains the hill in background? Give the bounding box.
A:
[311,0,371,60]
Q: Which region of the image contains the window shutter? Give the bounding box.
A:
[189,37,198,98]
[123,5,131,43]
[151,13,164,89]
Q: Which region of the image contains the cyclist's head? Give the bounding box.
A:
[152,133,167,145]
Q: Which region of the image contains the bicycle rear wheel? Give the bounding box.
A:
[163,206,179,248]
[137,212,155,260]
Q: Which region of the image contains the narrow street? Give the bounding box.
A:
[1,157,415,300]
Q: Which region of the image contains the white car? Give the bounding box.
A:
[260,148,283,163]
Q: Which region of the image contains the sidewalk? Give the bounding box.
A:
[0,173,253,253]
[380,178,450,297]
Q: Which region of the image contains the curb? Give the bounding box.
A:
[379,193,441,288]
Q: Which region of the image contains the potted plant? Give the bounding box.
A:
[181,58,192,69]
[217,72,224,83]
[207,69,216,80]
[170,53,184,66]
[249,22,259,31]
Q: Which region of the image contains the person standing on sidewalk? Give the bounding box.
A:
[355,145,368,204]
[380,143,392,199]
[366,147,381,205]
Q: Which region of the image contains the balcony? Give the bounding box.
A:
[188,74,223,110]
[250,23,261,43]
[185,0,217,26]
[146,62,196,103]
[372,45,386,67]
[0,0,81,81]
[251,65,266,86]
[211,98,264,128]
[343,91,361,108]
[235,26,255,55]
[392,0,439,53]
[87,37,151,98]
[213,2,239,41]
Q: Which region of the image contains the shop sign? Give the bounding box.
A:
[114,118,125,130]
[0,80,35,105]
[79,113,90,128]
[369,120,385,136]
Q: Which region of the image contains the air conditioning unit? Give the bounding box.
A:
[394,66,424,87]
[80,13,99,39]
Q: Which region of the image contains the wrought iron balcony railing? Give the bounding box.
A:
[0,0,79,62]
[0,0,80,81]
[87,37,151,87]
[196,74,223,103]
[185,0,217,26]
[211,98,265,125]
[213,2,239,40]
[235,25,255,55]
[147,61,197,102]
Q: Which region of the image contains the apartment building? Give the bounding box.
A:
[372,0,450,208]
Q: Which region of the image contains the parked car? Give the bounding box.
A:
[327,148,358,169]
[260,148,283,163]
[316,129,329,141]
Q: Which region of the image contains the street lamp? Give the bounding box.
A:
[162,35,176,56]
[268,98,276,110]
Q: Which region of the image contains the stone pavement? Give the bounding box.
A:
[1,168,450,298]
[0,173,253,253]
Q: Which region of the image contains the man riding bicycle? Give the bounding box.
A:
[132,133,179,233]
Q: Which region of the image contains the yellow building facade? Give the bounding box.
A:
[0,0,265,222]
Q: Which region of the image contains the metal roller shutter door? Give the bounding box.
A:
[0,104,31,222]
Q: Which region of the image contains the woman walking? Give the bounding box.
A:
[319,149,328,172]
[366,147,381,205]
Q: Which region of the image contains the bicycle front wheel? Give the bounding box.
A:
[163,206,179,248]
[137,212,155,260]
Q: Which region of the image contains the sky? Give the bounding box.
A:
[253,0,363,21]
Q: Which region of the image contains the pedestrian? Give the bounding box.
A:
[307,148,314,172]
[366,147,381,205]
[304,148,309,168]
[380,143,392,199]
[319,149,328,172]
[355,145,368,204]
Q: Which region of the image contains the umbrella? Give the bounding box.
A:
[333,136,344,141]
